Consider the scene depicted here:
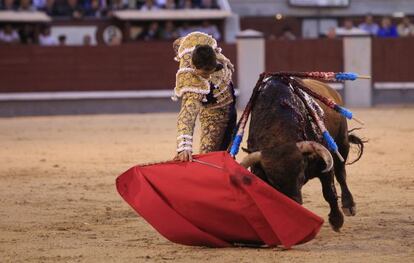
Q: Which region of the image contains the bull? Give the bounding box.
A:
[241,76,364,231]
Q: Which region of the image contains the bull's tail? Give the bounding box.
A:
[346,128,367,165]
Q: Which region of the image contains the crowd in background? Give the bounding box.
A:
[0,0,221,45]
[0,19,221,44]
[271,15,414,41]
[102,19,221,46]
[0,0,219,18]
[1,11,414,45]
[0,23,93,45]
[260,15,414,41]
[136,20,220,41]
[326,15,414,39]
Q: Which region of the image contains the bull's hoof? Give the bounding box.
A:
[341,195,356,216]
[342,206,356,216]
[329,212,344,232]
[330,224,341,232]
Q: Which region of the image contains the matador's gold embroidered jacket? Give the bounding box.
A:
[173,32,235,153]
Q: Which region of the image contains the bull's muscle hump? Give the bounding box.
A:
[301,79,346,138]
[248,79,307,151]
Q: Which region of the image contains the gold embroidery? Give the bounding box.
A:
[174,32,235,153]
[176,92,203,151]
[199,106,231,153]
[176,92,233,153]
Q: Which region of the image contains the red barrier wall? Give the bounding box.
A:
[265,39,343,72]
[1,38,414,93]
[0,42,237,93]
[372,37,414,82]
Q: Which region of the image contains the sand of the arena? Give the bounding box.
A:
[0,107,413,263]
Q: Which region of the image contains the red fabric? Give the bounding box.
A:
[116,151,323,248]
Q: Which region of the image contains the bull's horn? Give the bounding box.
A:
[296,141,334,173]
[240,152,262,169]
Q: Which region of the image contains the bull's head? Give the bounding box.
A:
[240,141,333,204]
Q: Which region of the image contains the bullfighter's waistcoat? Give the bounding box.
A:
[173,32,236,154]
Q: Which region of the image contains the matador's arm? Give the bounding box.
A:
[176,92,204,153]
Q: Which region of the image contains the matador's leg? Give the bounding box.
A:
[199,106,231,154]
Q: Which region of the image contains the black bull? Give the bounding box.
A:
[242,77,364,232]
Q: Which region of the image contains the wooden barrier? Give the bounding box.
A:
[371,37,414,105]
[0,42,237,93]
[265,39,343,72]
[372,37,414,82]
[1,38,414,93]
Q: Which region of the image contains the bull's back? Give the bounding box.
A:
[301,79,343,105]
[248,78,314,151]
[248,77,346,150]
[301,79,346,138]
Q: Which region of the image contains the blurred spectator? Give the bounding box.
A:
[198,20,220,40]
[155,0,165,7]
[141,21,162,40]
[19,24,35,44]
[326,27,337,39]
[200,0,218,9]
[181,0,191,9]
[19,0,36,11]
[359,14,379,35]
[190,0,200,8]
[188,0,217,8]
[127,0,136,9]
[68,0,83,18]
[58,34,66,45]
[278,26,296,40]
[163,0,175,9]
[83,34,92,45]
[42,0,55,15]
[140,0,159,10]
[160,20,178,40]
[33,0,47,9]
[175,0,218,8]
[177,22,194,37]
[397,17,414,37]
[50,0,71,16]
[0,24,20,44]
[1,0,17,10]
[52,0,82,17]
[108,0,127,12]
[135,0,145,8]
[336,19,367,36]
[39,27,58,46]
[377,17,398,38]
[83,0,102,17]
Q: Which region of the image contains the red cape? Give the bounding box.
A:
[116,151,323,248]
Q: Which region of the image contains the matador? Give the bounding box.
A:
[172,31,236,162]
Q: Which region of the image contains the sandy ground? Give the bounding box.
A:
[0,107,413,263]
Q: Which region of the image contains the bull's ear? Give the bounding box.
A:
[241,147,252,153]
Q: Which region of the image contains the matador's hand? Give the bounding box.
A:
[173,150,193,162]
